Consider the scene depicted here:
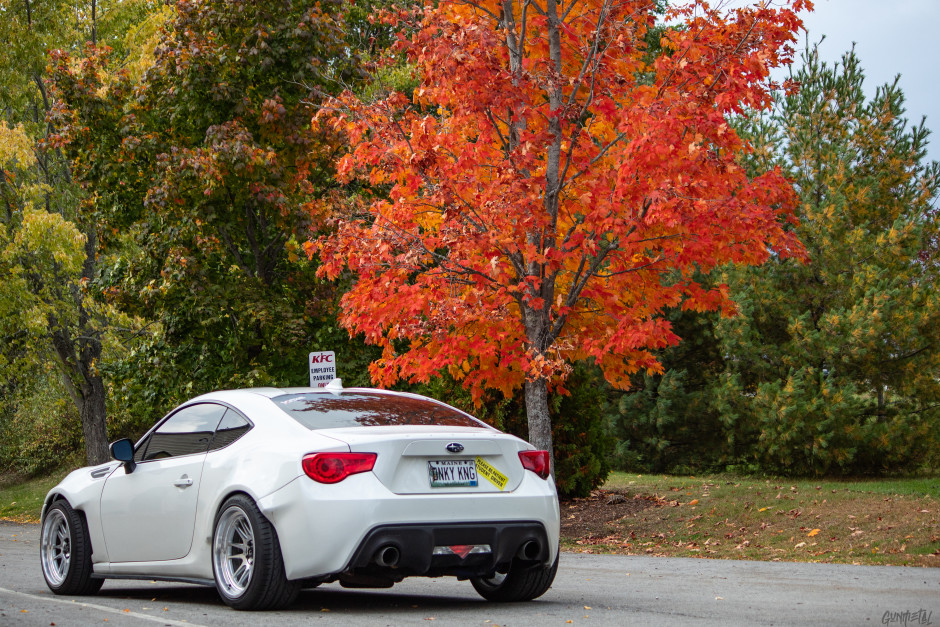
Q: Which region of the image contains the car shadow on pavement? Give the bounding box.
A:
[291,587,488,612]
[94,582,503,614]
[94,583,220,606]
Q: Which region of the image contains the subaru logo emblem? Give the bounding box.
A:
[445,442,464,453]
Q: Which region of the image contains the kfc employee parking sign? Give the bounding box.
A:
[309,351,336,387]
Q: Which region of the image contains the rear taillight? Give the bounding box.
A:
[302,452,377,484]
[518,450,550,479]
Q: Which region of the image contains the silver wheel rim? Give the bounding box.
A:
[481,571,508,588]
[41,509,71,586]
[213,506,255,598]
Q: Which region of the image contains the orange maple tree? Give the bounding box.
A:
[312,0,809,468]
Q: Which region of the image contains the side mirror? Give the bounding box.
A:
[109,438,136,474]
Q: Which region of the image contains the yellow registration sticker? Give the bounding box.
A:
[475,456,508,490]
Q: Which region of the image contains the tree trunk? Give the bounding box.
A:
[77,221,109,465]
[80,375,110,465]
[524,376,555,477]
[52,328,111,466]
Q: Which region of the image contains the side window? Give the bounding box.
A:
[142,403,227,461]
[134,434,153,463]
[208,410,252,451]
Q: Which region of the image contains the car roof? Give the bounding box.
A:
[189,385,460,407]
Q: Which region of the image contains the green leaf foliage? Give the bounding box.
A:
[47,0,381,428]
[722,44,940,475]
[0,371,83,476]
[1,0,163,466]
[608,307,730,474]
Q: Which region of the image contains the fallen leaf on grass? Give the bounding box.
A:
[807,529,820,537]
[794,542,806,548]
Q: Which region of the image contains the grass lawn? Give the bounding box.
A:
[0,471,71,523]
[562,471,940,567]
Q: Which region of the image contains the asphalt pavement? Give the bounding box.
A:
[1,521,936,626]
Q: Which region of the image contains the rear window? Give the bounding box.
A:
[272,392,487,430]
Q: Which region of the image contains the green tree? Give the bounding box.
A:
[715,45,940,475]
[609,306,730,474]
[49,0,376,423]
[1,0,161,466]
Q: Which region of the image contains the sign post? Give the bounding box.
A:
[309,351,336,388]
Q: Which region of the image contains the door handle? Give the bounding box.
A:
[174,475,194,488]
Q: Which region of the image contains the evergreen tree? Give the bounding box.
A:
[609,307,730,474]
[716,44,940,475]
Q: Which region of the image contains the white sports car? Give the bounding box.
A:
[39,381,560,610]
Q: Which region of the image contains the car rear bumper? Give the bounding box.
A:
[345,520,551,581]
[257,471,560,581]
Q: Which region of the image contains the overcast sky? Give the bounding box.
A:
[797,0,940,163]
[721,0,940,164]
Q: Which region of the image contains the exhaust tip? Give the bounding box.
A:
[517,540,541,561]
[374,545,401,568]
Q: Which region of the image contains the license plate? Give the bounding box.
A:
[428,459,478,488]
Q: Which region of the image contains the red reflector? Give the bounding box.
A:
[302,452,376,484]
[518,450,550,479]
[449,545,473,559]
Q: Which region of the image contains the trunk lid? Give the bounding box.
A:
[321,426,526,494]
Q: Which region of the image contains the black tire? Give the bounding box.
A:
[211,494,300,610]
[39,500,104,595]
[471,553,559,602]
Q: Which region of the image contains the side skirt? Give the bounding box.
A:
[90,574,215,587]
